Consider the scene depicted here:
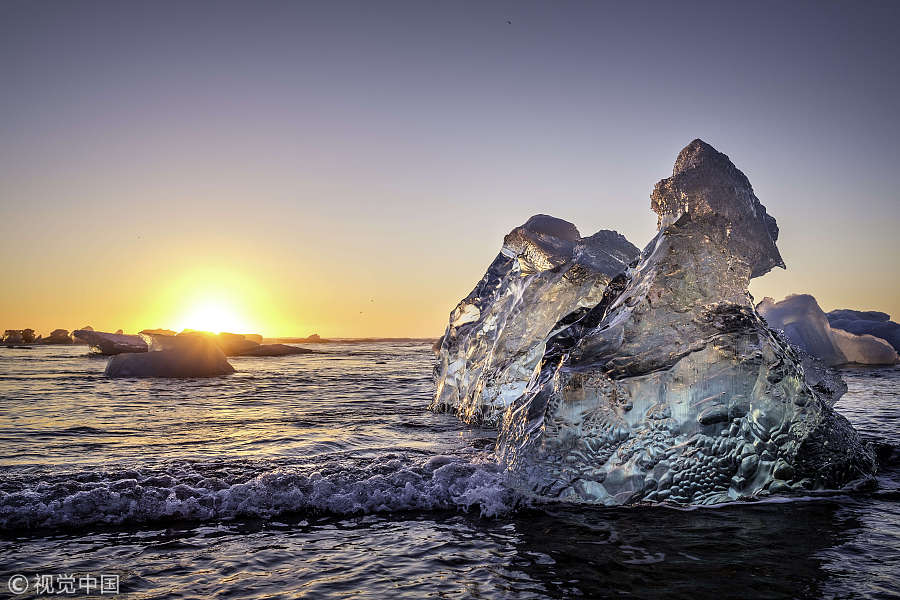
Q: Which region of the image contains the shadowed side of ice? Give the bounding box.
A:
[431,215,639,425]
[826,308,900,353]
[757,294,898,366]
[496,139,876,506]
[105,332,235,378]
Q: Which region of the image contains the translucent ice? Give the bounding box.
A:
[495,140,875,506]
[756,295,845,366]
[832,328,898,365]
[431,214,639,424]
[757,295,898,366]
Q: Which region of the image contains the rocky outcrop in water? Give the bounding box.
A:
[431,215,639,425]
[758,295,898,366]
[495,139,875,506]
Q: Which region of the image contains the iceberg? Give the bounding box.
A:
[39,329,73,344]
[73,329,148,355]
[755,295,845,366]
[431,214,639,425]
[201,332,313,356]
[237,343,313,356]
[105,333,234,378]
[832,328,899,365]
[827,309,900,353]
[139,328,177,337]
[124,330,312,358]
[3,329,36,345]
[494,139,875,505]
[757,295,898,366]
[211,332,261,356]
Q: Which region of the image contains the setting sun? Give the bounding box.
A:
[2,3,900,598]
[144,266,271,335]
[173,295,254,334]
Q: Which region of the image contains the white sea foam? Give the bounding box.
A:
[0,453,515,531]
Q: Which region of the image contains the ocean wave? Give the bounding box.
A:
[0,453,514,531]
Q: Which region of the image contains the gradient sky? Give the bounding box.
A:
[1,0,898,337]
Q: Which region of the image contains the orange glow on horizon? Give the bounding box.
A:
[138,267,283,337]
[172,295,254,335]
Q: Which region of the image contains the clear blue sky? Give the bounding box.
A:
[1,0,898,336]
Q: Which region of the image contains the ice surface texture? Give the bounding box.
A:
[758,295,898,366]
[431,214,639,425]
[493,140,875,506]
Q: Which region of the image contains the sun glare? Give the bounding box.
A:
[144,267,284,337]
[174,296,254,334]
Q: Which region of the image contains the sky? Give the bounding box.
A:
[1,0,898,338]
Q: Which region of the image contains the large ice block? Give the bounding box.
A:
[496,140,875,506]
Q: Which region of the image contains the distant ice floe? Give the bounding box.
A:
[73,329,147,355]
[757,295,899,366]
[827,309,900,353]
[77,329,315,377]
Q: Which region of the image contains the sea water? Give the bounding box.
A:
[1,343,898,599]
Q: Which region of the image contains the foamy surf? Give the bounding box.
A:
[0,453,515,531]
